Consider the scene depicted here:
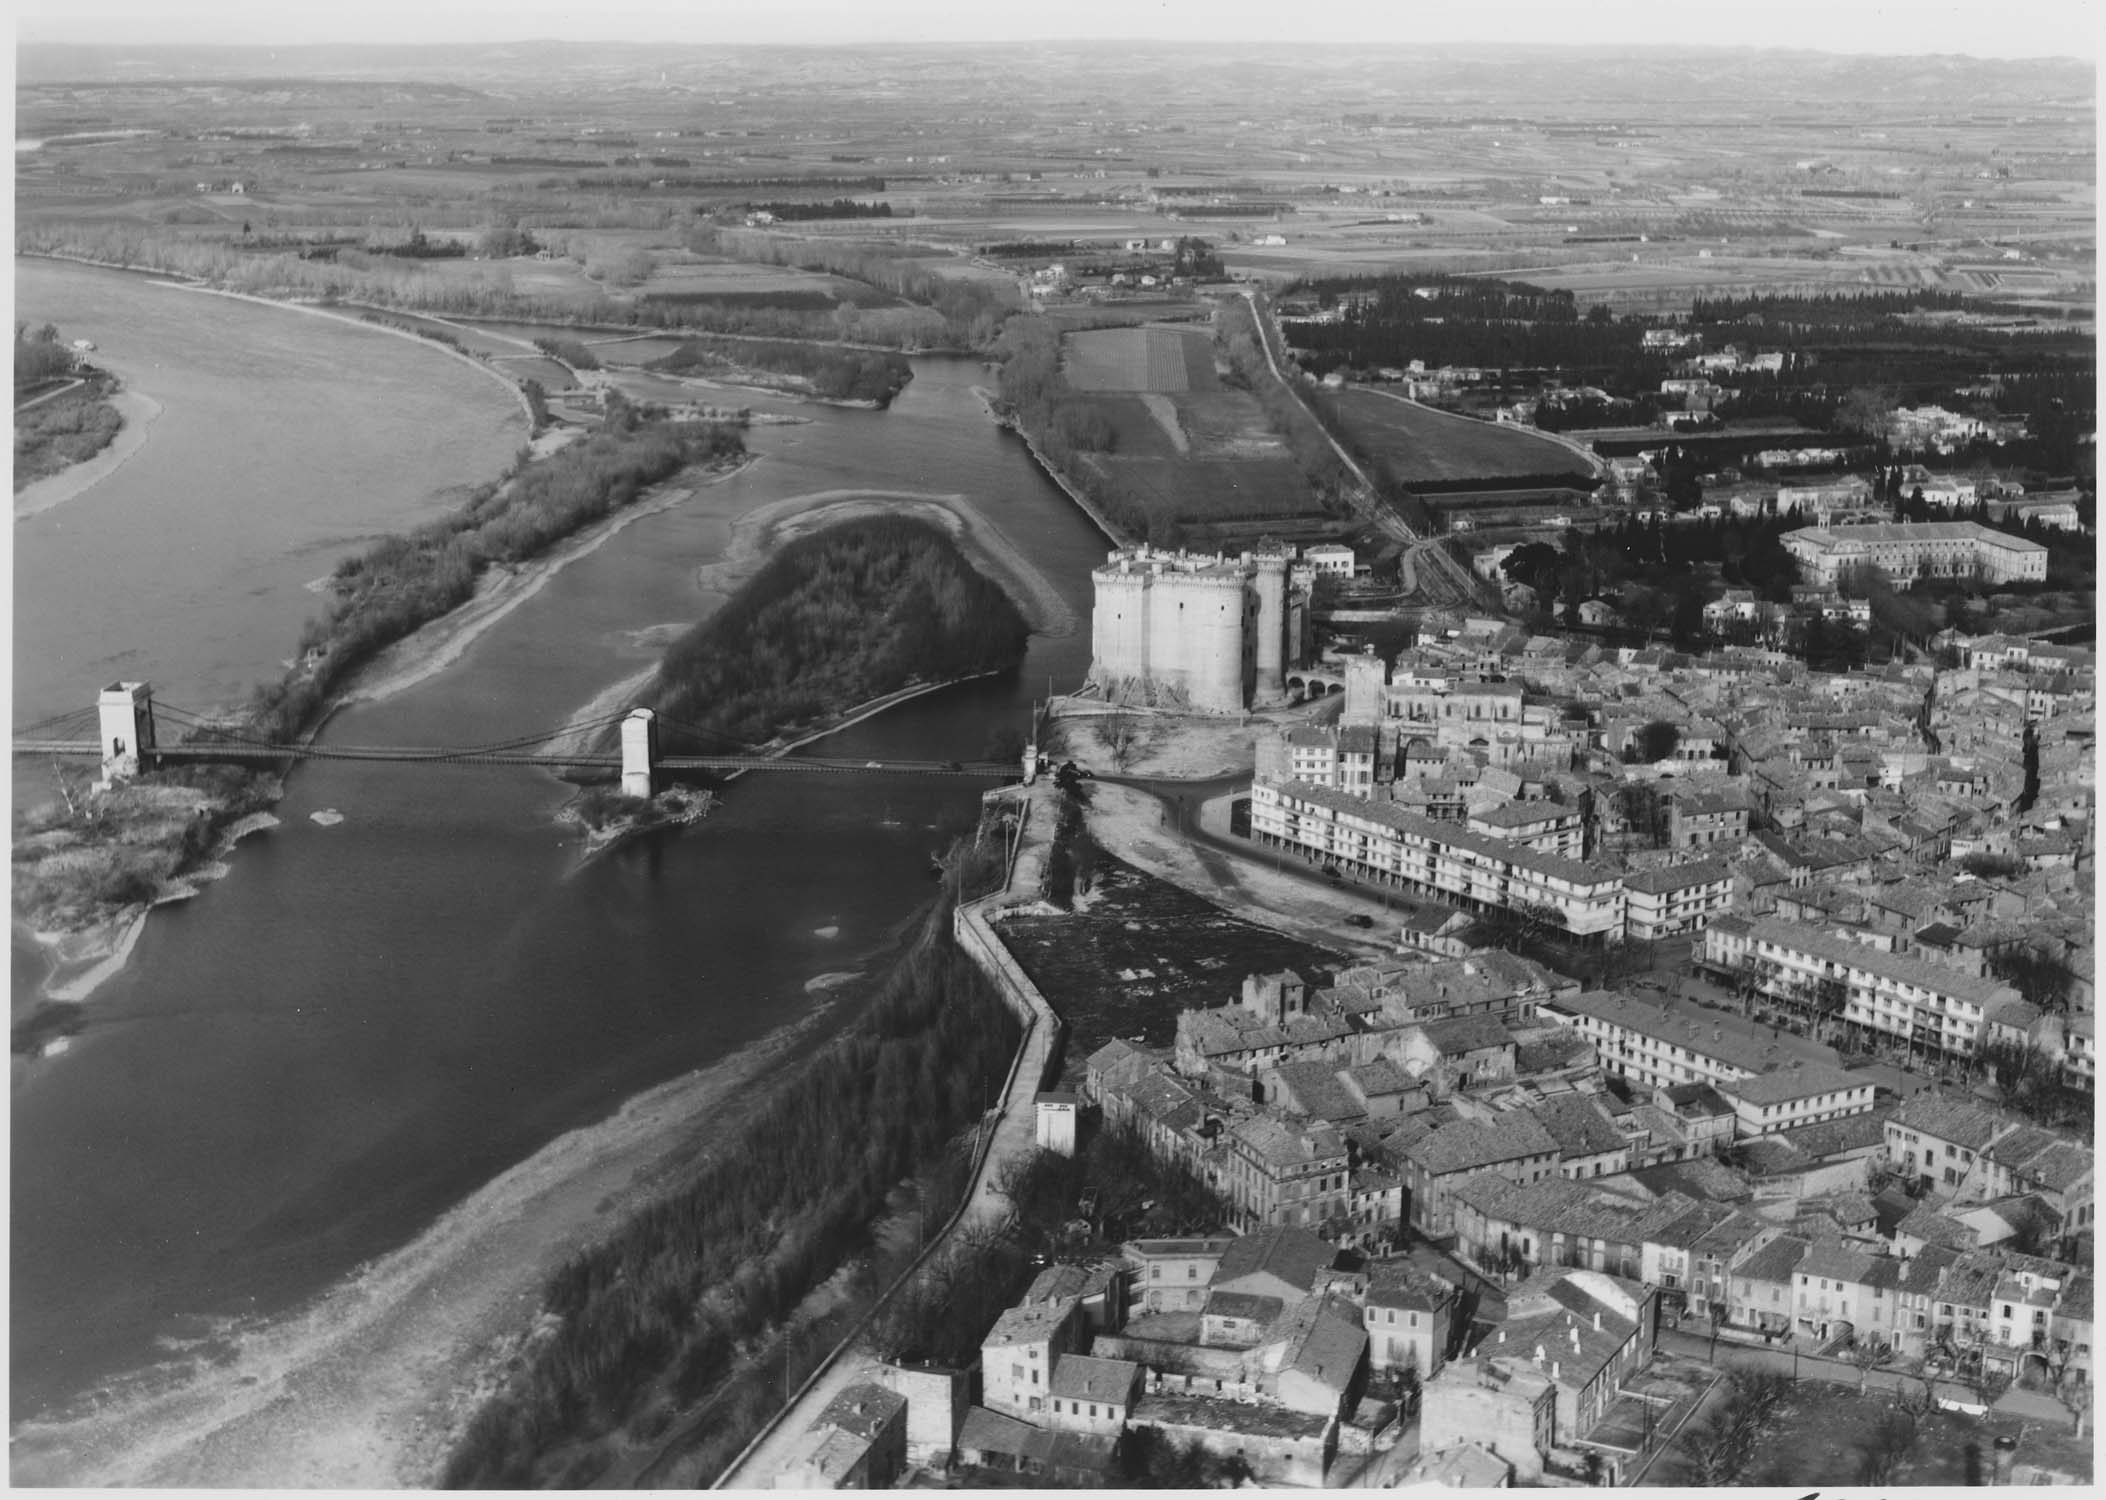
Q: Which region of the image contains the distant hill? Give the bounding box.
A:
[16,42,2094,108]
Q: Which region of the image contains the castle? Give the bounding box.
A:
[1086,545,1315,713]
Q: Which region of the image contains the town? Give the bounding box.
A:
[739,507,2093,1487]
[11,32,2091,1492]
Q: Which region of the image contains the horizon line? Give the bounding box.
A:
[13,36,2097,64]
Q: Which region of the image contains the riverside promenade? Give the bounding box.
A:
[710,781,1066,1488]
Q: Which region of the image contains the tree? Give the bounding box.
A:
[1850,1338,1894,1393]
[1988,946,2075,1014]
[1799,974,1850,1047]
[1631,720,1681,765]
[1102,713,1143,773]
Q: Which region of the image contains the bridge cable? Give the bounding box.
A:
[147,703,644,762]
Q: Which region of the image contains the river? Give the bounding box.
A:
[9,260,1110,1454]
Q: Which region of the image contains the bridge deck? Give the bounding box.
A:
[12,740,1012,777]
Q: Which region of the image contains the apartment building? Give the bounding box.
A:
[1782,521,2048,588]
[1538,988,1845,1100]
[1715,1061,1877,1137]
[1711,916,2023,1061]
[1251,777,1627,938]
[1362,1261,1459,1378]
[1285,723,1379,795]
[1622,859,1735,940]
[1398,1113,1561,1237]
[1223,1115,1352,1233]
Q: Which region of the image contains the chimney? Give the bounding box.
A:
[1594,1311,1602,1332]
[1552,1359,1561,1381]
[1499,1328,1507,1343]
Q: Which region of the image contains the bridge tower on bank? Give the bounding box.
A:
[96,681,157,787]
[621,709,658,799]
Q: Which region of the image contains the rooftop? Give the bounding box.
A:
[1718,1059,1870,1107]
[1743,916,2022,1008]
[1048,1353,1140,1404]
[1263,777,1620,887]
[1405,1112,1559,1177]
[1547,989,1838,1077]
[1528,1093,1629,1161]
[1889,1094,2011,1152]
[816,1381,908,1441]
[1214,1226,1339,1295]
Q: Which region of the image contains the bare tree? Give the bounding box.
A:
[1102,712,1143,773]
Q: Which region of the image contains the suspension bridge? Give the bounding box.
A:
[13,683,1022,791]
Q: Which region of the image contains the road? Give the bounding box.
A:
[1236,290,1496,611]
[15,376,87,413]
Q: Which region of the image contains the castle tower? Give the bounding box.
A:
[620,708,658,799]
[1251,551,1292,707]
[96,681,156,784]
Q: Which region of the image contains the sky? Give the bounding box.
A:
[10,0,2100,58]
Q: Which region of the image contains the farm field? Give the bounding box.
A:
[1079,453,1315,523]
[1327,385,1597,489]
[1062,325,1219,393]
[1053,322,1319,529]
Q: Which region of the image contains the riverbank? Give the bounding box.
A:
[18,253,541,428]
[334,452,756,712]
[12,774,287,1022]
[972,385,1129,548]
[14,387,160,519]
[7,995,846,1486]
[12,437,750,1010]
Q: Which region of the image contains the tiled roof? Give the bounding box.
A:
[1272,1061,1368,1124]
[2057,1272,2092,1325]
[1735,1234,1811,1286]
[1405,1113,1559,1176]
[1263,777,1621,886]
[1798,1242,1888,1286]
[1743,916,2021,1008]
[1776,1106,1895,1161]
[1626,1157,1754,1204]
[1898,1203,1978,1250]
[1284,1295,1368,1391]
[1214,1226,1338,1295]
[1048,1354,1140,1404]
[1547,989,1837,1076]
[1420,1013,1515,1057]
[1719,1060,1870,1107]
[1366,1260,1456,1312]
[1623,858,1734,895]
[1889,1095,2009,1152]
[1203,1289,1284,1323]
[1899,1242,1964,1296]
[1232,1114,1348,1171]
[1529,1094,1629,1160]
[817,1381,908,1440]
[985,1295,1078,1348]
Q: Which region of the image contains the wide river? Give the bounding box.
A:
[11,260,1109,1434]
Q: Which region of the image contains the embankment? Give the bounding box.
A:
[6,1013,833,1487]
[973,386,1129,548]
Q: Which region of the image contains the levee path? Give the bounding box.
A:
[704,780,1067,1488]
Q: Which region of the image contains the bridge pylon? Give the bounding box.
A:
[96,681,157,788]
[621,708,658,799]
